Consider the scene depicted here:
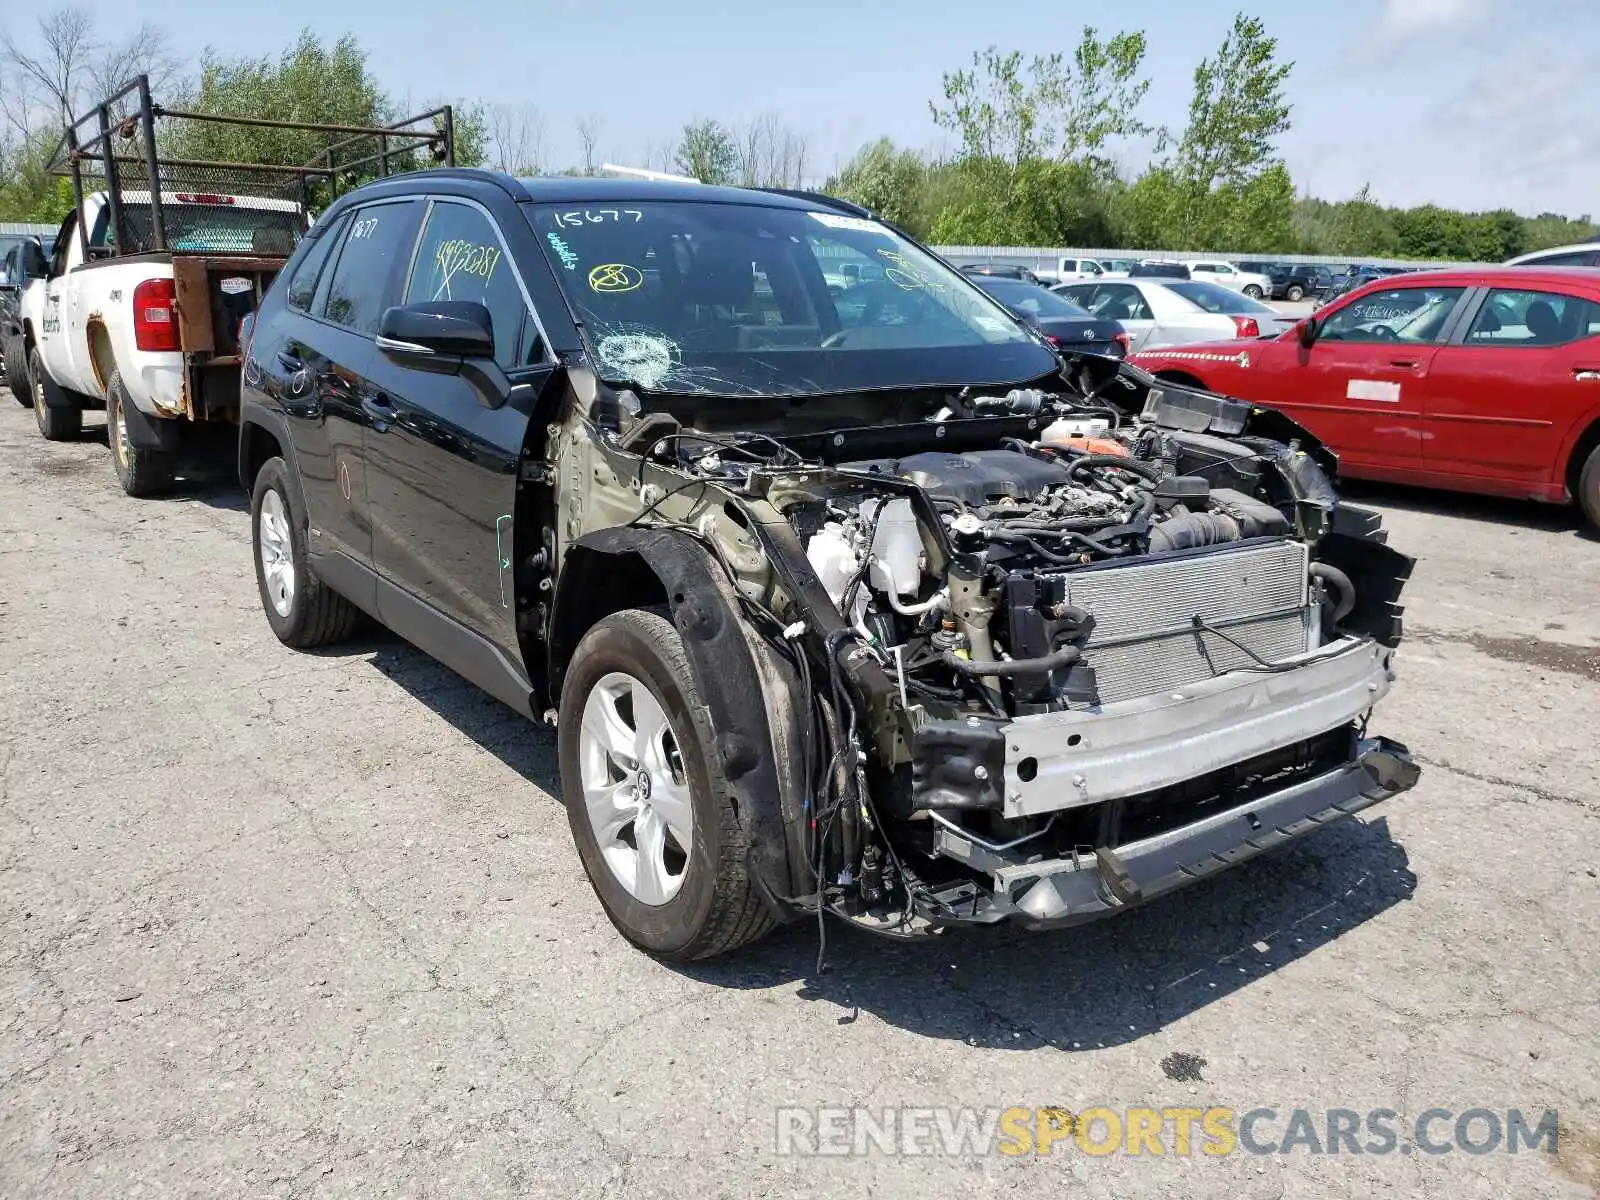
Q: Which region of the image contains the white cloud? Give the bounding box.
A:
[1380,0,1492,34]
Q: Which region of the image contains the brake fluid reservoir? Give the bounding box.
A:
[860,498,921,597]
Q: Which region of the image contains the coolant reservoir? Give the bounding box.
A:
[806,523,868,623]
[860,498,921,597]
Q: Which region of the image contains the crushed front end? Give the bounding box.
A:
[744,374,1420,933]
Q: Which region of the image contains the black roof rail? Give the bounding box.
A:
[756,188,873,219]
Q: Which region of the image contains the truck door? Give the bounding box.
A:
[361,197,549,661]
[35,214,81,390]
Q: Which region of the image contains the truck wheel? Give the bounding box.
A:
[28,348,80,440]
[560,608,777,961]
[1578,444,1600,530]
[1243,284,1265,299]
[1286,285,1306,303]
[107,373,175,497]
[251,456,361,648]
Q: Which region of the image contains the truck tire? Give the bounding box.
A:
[1286,284,1306,303]
[28,347,80,440]
[560,608,777,961]
[251,456,361,648]
[107,372,175,497]
[1578,444,1600,530]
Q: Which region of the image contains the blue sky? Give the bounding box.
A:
[31,0,1600,216]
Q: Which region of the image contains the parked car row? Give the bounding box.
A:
[1051,277,1290,352]
[1127,266,1600,527]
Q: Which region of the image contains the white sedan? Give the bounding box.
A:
[1051,278,1295,352]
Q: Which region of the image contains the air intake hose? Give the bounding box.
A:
[1310,562,1356,624]
[1147,510,1241,553]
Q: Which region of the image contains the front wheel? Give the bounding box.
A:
[28,348,80,440]
[1286,285,1306,303]
[1243,284,1265,299]
[1578,444,1600,529]
[560,608,776,960]
[251,456,361,647]
[107,373,175,497]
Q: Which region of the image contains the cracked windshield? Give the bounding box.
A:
[530,202,1053,397]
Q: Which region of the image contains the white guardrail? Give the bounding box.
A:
[932,245,1496,271]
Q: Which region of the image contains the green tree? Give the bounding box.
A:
[1060,29,1152,173]
[675,119,737,185]
[1173,13,1292,194]
[829,139,927,231]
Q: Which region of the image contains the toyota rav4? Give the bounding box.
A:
[239,171,1420,960]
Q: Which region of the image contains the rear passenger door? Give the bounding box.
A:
[1420,286,1600,489]
[362,197,548,658]
[1080,283,1157,350]
[270,198,422,604]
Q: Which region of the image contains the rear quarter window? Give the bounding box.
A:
[285,213,349,313]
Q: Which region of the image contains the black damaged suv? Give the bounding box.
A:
[240,170,1418,960]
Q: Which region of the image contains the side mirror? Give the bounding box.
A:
[1298,317,1320,348]
[377,301,509,408]
[23,244,50,282]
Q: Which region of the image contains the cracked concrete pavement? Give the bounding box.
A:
[0,392,1596,1198]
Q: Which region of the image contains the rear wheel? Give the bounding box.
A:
[1578,444,1600,529]
[1286,284,1306,303]
[28,348,79,440]
[560,608,776,961]
[251,456,361,647]
[1243,284,1265,299]
[107,372,175,497]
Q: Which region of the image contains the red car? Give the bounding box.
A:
[1128,268,1600,525]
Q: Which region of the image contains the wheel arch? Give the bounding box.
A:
[1564,414,1600,502]
[237,405,296,493]
[85,318,116,397]
[1153,367,1209,390]
[549,528,808,918]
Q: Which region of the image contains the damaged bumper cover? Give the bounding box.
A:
[909,637,1421,927]
[922,736,1418,928]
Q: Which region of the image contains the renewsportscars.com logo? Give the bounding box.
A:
[774,1106,1561,1159]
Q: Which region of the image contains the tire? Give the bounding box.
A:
[1578,444,1600,530]
[1243,285,1265,299]
[1286,285,1306,303]
[28,347,80,440]
[560,608,777,961]
[250,456,361,648]
[107,372,175,497]
[5,349,28,404]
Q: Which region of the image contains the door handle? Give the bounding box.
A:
[276,350,303,370]
[1573,367,1600,382]
[1389,358,1420,369]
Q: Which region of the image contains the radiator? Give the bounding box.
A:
[1058,539,1312,705]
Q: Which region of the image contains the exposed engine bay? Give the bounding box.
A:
[597,362,1418,936]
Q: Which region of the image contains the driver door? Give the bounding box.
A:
[1291,284,1469,479]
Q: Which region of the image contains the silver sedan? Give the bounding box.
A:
[1052,278,1296,352]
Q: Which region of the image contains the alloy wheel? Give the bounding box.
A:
[578,671,693,905]
[257,487,296,618]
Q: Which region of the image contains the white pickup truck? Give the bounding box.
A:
[22,189,304,494]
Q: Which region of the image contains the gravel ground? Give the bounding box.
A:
[1,392,1596,1199]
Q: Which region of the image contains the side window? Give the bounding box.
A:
[1060,284,1096,308]
[1082,261,1102,276]
[1519,250,1595,268]
[49,221,74,277]
[286,213,348,313]
[321,201,416,334]
[1092,284,1153,322]
[1465,289,1598,346]
[405,202,539,366]
[1319,286,1466,344]
[1191,264,1215,276]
